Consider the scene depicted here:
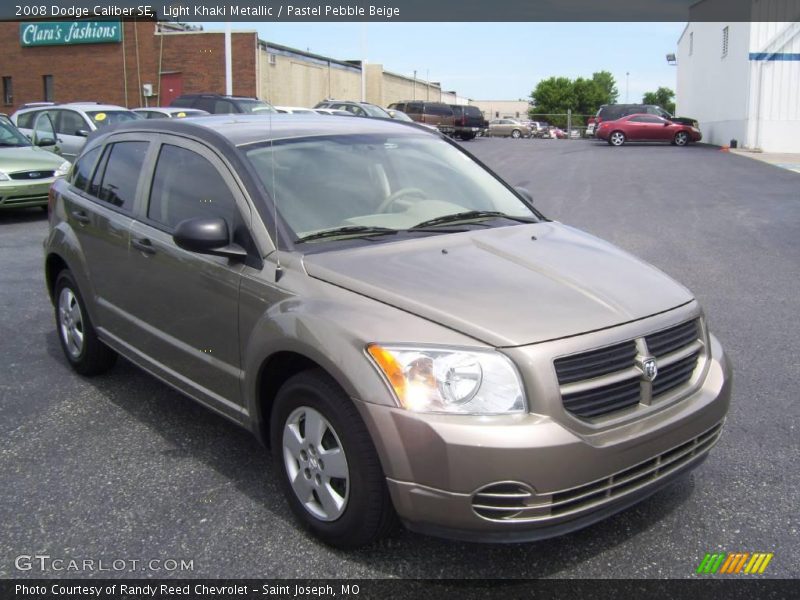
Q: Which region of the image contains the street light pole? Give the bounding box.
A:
[625,72,630,103]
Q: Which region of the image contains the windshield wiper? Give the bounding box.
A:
[295,225,399,243]
[410,210,537,229]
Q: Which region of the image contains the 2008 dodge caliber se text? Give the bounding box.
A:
[44,115,731,548]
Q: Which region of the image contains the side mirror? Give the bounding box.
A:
[75,129,90,137]
[514,186,534,204]
[173,217,247,259]
[36,137,56,147]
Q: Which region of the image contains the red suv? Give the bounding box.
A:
[596,114,702,147]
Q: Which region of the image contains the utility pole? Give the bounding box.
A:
[625,72,630,103]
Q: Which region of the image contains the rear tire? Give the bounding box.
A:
[54,270,117,376]
[271,369,397,548]
[608,131,626,146]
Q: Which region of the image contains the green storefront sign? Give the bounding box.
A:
[20,21,122,47]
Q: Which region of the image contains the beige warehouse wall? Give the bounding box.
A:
[258,47,362,107]
[372,66,443,106]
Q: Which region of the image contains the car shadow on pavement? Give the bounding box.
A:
[43,332,697,578]
[0,207,48,224]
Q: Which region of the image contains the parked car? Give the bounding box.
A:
[133,107,209,119]
[386,109,439,132]
[44,115,730,548]
[595,104,699,130]
[387,101,456,136]
[313,108,356,117]
[0,114,70,210]
[596,114,702,146]
[448,104,484,140]
[12,102,142,162]
[486,118,531,139]
[313,100,391,119]
[170,94,276,115]
[274,106,317,114]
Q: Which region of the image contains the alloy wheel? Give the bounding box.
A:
[282,406,350,522]
[675,132,689,146]
[58,287,84,359]
[610,132,625,146]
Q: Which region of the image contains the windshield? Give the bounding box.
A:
[237,100,277,114]
[390,111,414,122]
[245,133,537,240]
[86,110,142,128]
[0,117,32,147]
[361,104,391,118]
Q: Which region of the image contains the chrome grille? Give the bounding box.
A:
[9,170,54,180]
[471,422,723,523]
[556,319,704,420]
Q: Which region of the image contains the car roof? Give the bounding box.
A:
[17,103,131,112]
[96,114,424,147]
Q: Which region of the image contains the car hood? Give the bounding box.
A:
[303,222,694,347]
[0,146,64,172]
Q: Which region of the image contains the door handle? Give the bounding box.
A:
[71,210,90,224]
[132,238,156,255]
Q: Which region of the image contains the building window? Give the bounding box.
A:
[495,111,499,118]
[689,32,693,56]
[268,53,277,66]
[43,75,54,102]
[722,26,729,58]
[2,77,11,105]
[516,112,520,118]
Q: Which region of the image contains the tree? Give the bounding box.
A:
[529,72,620,126]
[642,87,676,114]
[591,71,619,104]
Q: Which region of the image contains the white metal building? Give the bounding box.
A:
[676,6,800,152]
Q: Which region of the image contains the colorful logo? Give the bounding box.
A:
[696,552,774,574]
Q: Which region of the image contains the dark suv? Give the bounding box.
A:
[387,101,455,136]
[595,104,698,131]
[170,94,276,115]
[448,105,485,141]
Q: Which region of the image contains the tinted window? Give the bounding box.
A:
[56,110,87,135]
[16,110,38,129]
[213,100,237,114]
[71,146,101,191]
[424,104,453,116]
[406,102,423,114]
[171,97,195,108]
[148,144,239,230]
[92,141,148,211]
[465,106,482,117]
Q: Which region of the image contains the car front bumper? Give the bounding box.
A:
[354,333,731,542]
[0,179,54,208]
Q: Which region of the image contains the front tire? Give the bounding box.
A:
[608,131,626,146]
[674,131,690,146]
[271,369,397,548]
[54,270,116,376]
[511,129,522,139]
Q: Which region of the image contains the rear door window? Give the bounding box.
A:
[56,110,89,136]
[90,141,148,211]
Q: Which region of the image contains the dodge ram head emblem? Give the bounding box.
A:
[641,358,658,382]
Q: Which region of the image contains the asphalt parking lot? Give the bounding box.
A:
[1,138,798,580]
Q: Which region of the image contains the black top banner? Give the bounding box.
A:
[3,0,800,22]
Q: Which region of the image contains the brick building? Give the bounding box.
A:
[1,21,258,113]
[0,20,451,113]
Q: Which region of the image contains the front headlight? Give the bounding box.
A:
[367,344,526,414]
[54,161,71,178]
[0,171,9,182]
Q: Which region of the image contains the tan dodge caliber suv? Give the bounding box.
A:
[44,115,731,548]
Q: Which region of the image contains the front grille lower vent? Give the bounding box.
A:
[471,482,546,521]
[470,422,723,523]
[555,319,704,420]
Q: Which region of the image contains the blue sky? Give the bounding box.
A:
[203,22,686,102]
